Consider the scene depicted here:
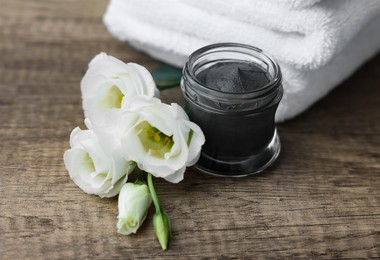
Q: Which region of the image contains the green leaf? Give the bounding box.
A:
[151,64,182,90]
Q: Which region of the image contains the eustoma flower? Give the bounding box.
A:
[63,120,134,197]
[64,52,206,251]
[117,182,152,235]
[81,52,159,125]
[119,96,205,183]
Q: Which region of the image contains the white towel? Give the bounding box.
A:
[104,0,380,69]
[262,0,321,10]
[103,0,380,121]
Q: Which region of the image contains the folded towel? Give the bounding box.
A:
[105,0,380,69]
[263,0,321,10]
[103,0,380,121]
[183,0,377,38]
[187,0,322,13]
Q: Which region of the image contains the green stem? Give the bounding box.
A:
[147,173,161,213]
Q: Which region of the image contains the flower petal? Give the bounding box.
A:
[182,120,206,166]
[162,167,186,183]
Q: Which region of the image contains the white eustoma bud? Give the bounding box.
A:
[80,52,159,125]
[117,182,152,235]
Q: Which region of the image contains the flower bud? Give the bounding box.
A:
[153,210,170,251]
[117,183,152,235]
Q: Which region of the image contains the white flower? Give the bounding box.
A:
[80,52,159,125]
[117,182,152,235]
[63,120,134,198]
[120,96,205,183]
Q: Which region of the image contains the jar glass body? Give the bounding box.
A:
[181,43,283,177]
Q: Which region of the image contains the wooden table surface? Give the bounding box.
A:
[1,1,380,259]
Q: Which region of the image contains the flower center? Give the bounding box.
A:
[102,85,124,109]
[84,152,96,172]
[136,121,174,158]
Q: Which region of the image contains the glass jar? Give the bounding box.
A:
[181,43,283,177]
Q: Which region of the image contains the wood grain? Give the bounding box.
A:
[0,0,379,259]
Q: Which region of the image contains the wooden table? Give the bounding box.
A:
[1,1,379,259]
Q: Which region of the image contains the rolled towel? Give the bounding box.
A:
[221,0,322,10]
[104,0,380,69]
[266,0,321,9]
[103,0,380,121]
[277,15,380,121]
[183,0,376,38]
